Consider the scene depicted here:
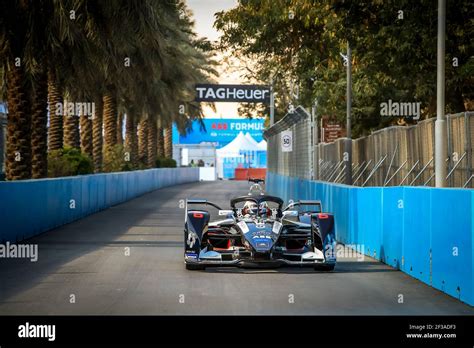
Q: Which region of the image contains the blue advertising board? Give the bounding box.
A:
[172,118,265,149]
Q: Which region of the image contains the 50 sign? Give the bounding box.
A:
[281,131,293,152]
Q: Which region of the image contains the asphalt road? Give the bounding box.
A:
[0,180,472,315]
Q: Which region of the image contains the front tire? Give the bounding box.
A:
[185,263,206,271]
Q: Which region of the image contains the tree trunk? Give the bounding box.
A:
[103,92,117,148]
[47,68,63,151]
[92,96,103,172]
[117,112,124,145]
[63,100,80,149]
[6,66,32,180]
[138,117,148,166]
[164,125,172,158]
[147,118,157,168]
[125,113,138,167]
[157,126,164,157]
[31,66,48,178]
[102,91,117,169]
[80,114,93,158]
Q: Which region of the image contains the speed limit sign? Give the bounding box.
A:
[281,130,293,152]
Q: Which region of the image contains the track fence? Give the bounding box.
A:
[264,108,474,188]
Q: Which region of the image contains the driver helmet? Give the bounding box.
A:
[242,201,258,216]
[259,201,272,217]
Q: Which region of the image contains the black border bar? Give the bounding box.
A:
[0,315,473,346]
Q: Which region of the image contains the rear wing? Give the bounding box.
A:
[284,200,322,213]
[248,178,265,184]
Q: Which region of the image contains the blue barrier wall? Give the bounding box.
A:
[267,171,474,306]
[0,168,199,243]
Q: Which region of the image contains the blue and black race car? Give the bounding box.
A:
[183,183,337,271]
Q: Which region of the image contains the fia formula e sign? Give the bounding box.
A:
[195,84,270,103]
[281,130,293,152]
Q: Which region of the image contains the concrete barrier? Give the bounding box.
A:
[267,171,474,306]
[0,168,199,243]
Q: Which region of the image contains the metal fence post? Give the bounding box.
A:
[465,112,472,188]
[345,42,353,185]
[447,114,453,187]
[435,0,447,187]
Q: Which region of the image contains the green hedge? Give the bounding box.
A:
[155,157,177,168]
[48,147,94,178]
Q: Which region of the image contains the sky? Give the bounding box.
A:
[186,0,248,119]
[186,0,238,42]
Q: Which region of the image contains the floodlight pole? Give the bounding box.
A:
[270,77,275,126]
[345,42,353,185]
[435,0,447,187]
[312,101,319,180]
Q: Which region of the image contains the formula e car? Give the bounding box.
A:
[183,181,337,271]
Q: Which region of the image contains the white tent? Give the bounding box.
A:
[244,132,259,148]
[257,139,267,150]
[216,131,257,156]
[216,131,259,178]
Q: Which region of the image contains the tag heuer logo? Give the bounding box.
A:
[195,84,270,103]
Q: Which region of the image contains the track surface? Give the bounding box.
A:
[0,181,472,315]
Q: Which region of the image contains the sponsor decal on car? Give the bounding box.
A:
[255,239,271,248]
[186,232,197,248]
[237,221,249,233]
[185,252,198,260]
[272,221,282,234]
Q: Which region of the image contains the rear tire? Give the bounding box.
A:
[185,263,206,271]
[314,263,335,272]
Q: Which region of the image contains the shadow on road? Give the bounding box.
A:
[202,260,397,275]
[0,181,208,304]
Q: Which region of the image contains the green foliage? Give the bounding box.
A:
[103,145,133,173]
[48,147,93,178]
[1,0,217,181]
[215,0,474,137]
[156,157,177,168]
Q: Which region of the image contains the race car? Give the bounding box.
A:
[183,182,337,271]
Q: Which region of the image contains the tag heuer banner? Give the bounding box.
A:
[195,84,270,103]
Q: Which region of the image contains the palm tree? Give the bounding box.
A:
[102,90,117,165]
[157,123,165,158]
[5,66,32,180]
[164,125,173,159]
[1,2,29,180]
[63,99,80,149]
[47,68,63,152]
[138,116,148,167]
[31,64,48,178]
[124,111,138,167]
[0,0,33,181]
[80,114,93,158]
[1,0,216,179]
[147,117,157,168]
[92,96,103,172]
